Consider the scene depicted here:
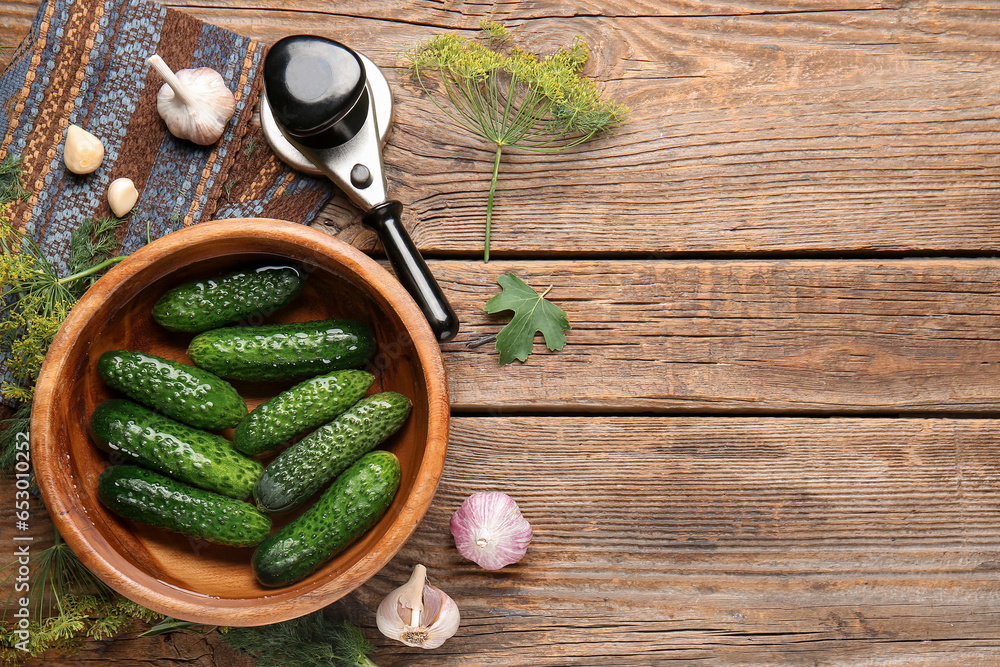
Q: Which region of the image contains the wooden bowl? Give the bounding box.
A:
[31,219,449,626]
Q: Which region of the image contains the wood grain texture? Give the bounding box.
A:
[10,415,1000,664]
[3,0,999,665]
[432,258,1000,413]
[0,2,36,68]
[5,2,999,256]
[166,0,901,23]
[173,3,1000,256]
[349,416,1000,665]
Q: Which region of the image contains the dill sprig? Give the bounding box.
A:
[404,21,628,261]
[0,529,159,664]
[0,214,126,401]
[67,215,125,295]
[138,617,216,637]
[0,159,158,664]
[1,530,110,624]
[224,612,379,667]
[0,592,159,664]
[0,400,30,476]
[0,156,30,204]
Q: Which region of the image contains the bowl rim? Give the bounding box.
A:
[31,218,450,626]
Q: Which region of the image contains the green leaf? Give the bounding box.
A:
[484,272,571,365]
[138,618,214,637]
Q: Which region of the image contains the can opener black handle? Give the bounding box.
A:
[261,35,459,342]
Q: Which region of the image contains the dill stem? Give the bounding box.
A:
[57,255,126,285]
[485,144,503,263]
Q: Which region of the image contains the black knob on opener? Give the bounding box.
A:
[263,35,370,148]
[261,35,461,343]
[363,201,460,342]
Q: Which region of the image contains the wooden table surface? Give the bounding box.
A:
[2,1,1000,665]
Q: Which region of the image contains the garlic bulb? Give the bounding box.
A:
[63,124,104,174]
[450,491,532,570]
[148,54,236,145]
[376,564,460,649]
[107,178,139,217]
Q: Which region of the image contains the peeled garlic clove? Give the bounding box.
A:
[63,124,104,174]
[377,564,460,649]
[148,54,236,146]
[107,178,139,217]
[450,491,532,570]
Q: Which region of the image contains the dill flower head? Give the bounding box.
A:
[0,175,126,401]
[0,217,72,401]
[403,21,629,262]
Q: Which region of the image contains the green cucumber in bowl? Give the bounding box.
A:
[97,350,247,430]
[252,450,401,586]
[253,391,411,513]
[187,319,376,382]
[98,464,272,547]
[152,265,305,333]
[233,369,374,455]
[89,399,262,499]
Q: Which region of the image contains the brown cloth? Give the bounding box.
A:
[0,0,334,393]
[0,0,334,270]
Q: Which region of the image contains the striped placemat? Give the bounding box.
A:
[0,0,334,272]
[0,0,336,398]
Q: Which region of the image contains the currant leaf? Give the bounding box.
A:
[484,272,571,365]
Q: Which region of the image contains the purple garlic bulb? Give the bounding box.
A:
[449,491,533,570]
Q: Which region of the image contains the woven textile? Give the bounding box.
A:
[0,0,334,270]
[0,0,336,397]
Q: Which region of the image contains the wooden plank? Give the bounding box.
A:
[434,258,1000,413]
[0,1,35,64]
[12,416,1000,664]
[345,416,1000,665]
[167,0,893,24]
[1,2,997,666]
[4,3,1000,256]
[172,5,1000,256]
[21,632,254,666]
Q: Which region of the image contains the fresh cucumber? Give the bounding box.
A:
[89,399,263,499]
[233,369,374,455]
[188,319,376,382]
[97,350,247,430]
[253,392,411,513]
[98,464,271,547]
[152,265,305,333]
[251,450,401,586]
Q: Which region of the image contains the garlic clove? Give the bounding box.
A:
[107,178,139,217]
[63,124,105,174]
[377,564,460,649]
[450,491,533,570]
[148,54,236,146]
